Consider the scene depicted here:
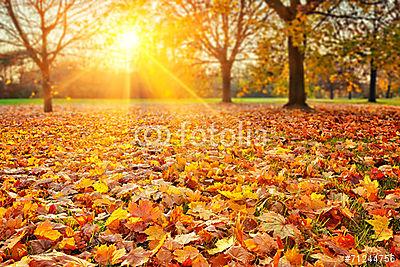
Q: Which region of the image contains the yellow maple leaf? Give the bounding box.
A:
[310,193,325,201]
[112,247,127,265]
[128,217,142,224]
[353,176,379,201]
[105,208,128,226]
[207,236,235,255]
[34,220,62,241]
[75,178,94,189]
[0,207,6,219]
[27,157,39,166]
[366,215,393,241]
[93,181,108,193]
[219,186,257,201]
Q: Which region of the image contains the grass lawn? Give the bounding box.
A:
[0,97,400,106]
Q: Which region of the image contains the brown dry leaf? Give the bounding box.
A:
[28,239,53,255]
[227,245,255,264]
[121,247,152,266]
[247,233,277,256]
[30,251,95,267]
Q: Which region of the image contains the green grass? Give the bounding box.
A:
[0,97,399,106]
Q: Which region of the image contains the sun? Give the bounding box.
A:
[117,29,141,51]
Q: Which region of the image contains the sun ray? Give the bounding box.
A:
[141,50,219,114]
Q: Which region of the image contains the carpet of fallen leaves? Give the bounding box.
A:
[0,103,400,267]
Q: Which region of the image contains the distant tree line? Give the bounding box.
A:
[0,0,399,112]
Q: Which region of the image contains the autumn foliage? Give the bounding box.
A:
[0,103,400,266]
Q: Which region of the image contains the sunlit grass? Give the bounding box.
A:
[0,98,399,106]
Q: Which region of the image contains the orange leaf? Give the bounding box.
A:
[128,200,163,224]
[34,220,62,241]
[59,238,76,250]
[174,246,200,263]
[144,225,165,241]
[94,244,126,265]
[284,248,303,266]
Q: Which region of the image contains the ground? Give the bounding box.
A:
[0,102,399,266]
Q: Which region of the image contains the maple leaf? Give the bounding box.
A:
[174,232,200,245]
[245,233,277,256]
[29,251,95,267]
[226,246,255,264]
[174,246,201,263]
[128,199,163,223]
[144,225,165,241]
[188,202,214,220]
[284,248,303,266]
[353,176,379,201]
[93,181,108,193]
[332,234,355,249]
[259,211,298,239]
[105,207,129,226]
[65,226,75,237]
[58,237,76,250]
[218,185,258,201]
[94,244,126,265]
[10,243,28,261]
[4,230,26,251]
[121,247,152,266]
[75,178,94,189]
[34,220,62,241]
[366,215,393,241]
[192,254,209,267]
[207,236,235,255]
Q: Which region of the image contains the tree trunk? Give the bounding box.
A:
[41,64,52,112]
[285,36,308,109]
[348,91,352,100]
[329,82,334,100]
[368,57,377,103]
[221,62,232,103]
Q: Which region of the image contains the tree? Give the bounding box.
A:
[357,1,399,102]
[0,0,105,112]
[161,0,268,103]
[312,0,400,102]
[263,0,326,108]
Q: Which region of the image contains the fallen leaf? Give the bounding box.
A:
[34,220,62,241]
[105,208,129,226]
[366,215,393,241]
[207,236,234,255]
